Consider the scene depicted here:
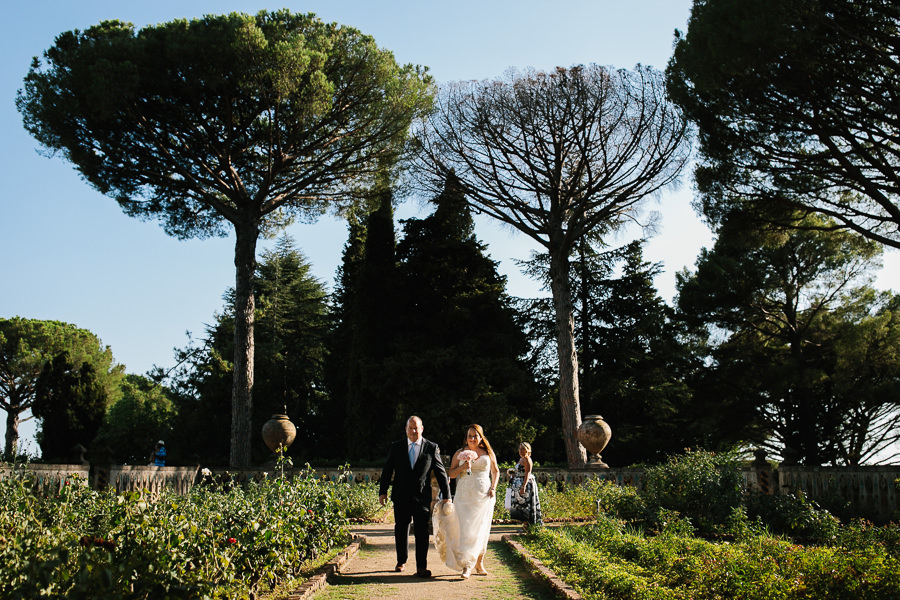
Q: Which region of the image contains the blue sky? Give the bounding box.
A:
[3,1,896,450]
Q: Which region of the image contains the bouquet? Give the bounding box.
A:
[458,450,478,475]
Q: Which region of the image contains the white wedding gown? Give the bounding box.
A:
[432,454,494,571]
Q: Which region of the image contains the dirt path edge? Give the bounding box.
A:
[283,534,367,600]
[501,534,583,600]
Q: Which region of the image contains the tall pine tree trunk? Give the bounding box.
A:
[4,403,20,458]
[231,220,259,468]
[549,244,587,467]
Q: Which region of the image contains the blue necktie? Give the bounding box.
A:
[409,442,416,468]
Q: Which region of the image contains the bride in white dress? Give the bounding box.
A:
[433,424,500,579]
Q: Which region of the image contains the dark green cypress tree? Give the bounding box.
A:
[585,241,694,465]
[319,215,366,460]
[392,175,548,458]
[522,239,697,465]
[251,236,329,459]
[344,179,403,460]
[33,352,109,460]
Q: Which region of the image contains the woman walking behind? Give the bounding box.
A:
[508,442,543,526]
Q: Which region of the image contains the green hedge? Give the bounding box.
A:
[0,471,356,599]
[521,519,900,599]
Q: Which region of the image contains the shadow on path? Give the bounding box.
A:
[310,522,561,600]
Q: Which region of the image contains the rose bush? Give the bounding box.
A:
[0,470,354,599]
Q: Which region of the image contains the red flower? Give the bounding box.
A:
[227,537,237,544]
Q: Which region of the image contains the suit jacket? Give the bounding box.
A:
[380,437,450,507]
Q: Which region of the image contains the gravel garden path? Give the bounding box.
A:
[299,520,573,600]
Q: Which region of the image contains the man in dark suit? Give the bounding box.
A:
[379,415,451,578]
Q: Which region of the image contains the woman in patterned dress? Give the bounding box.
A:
[507,442,542,525]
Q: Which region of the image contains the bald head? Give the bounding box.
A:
[406,416,423,443]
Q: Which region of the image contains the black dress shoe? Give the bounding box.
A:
[395,563,405,572]
[414,569,432,578]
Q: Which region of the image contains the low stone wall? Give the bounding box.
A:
[97,464,200,495]
[0,463,198,496]
[777,465,900,523]
[0,463,91,493]
[4,461,897,522]
[305,463,899,523]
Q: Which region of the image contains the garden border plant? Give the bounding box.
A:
[0,465,373,599]
[514,449,900,600]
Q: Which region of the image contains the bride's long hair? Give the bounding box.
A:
[465,424,497,462]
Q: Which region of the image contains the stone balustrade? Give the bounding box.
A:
[4,460,897,522]
[0,463,90,493]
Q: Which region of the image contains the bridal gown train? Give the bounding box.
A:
[432,454,494,572]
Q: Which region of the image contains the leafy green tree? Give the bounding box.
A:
[18,11,434,467]
[667,0,900,247]
[32,353,109,460]
[677,209,889,465]
[94,375,178,464]
[415,65,691,465]
[0,318,122,459]
[253,236,330,453]
[581,242,695,466]
[825,292,900,464]
[169,235,329,464]
[521,240,696,465]
[390,175,549,459]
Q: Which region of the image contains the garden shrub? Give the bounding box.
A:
[335,481,384,521]
[641,449,744,534]
[587,477,647,522]
[746,492,841,543]
[0,470,353,599]
[837,519,900,557]
[520,521,900,600]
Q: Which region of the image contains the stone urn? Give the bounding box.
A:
[261,413,297,455]
[577,415,612,468]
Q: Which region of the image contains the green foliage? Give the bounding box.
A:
[521,523,681,600]
[167,235,329,465]
[641,450,745,534]
[0,317,124,459]
[416,64,691,466]
[320,216,366,460]
[507,451,899,597]
[327,465,386,522]
[342,179,402,460]
[18,9,434,467]
[676,208,898,466]
[33,353,110,461]
[93,374,178,464]
[667,0,900,249]
[0,471,353,598]
[583,242,697,466]
[837,519,900,556]
[520,517,900,600]
[336,482,385,522]
[745,493,842,542]
[522,240,700,465]
[492,476,646,522]
[18,10,434,240]
[390,175,548,458]
[330,174,549,460]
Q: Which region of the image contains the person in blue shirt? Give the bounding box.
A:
[150,440,166,466]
